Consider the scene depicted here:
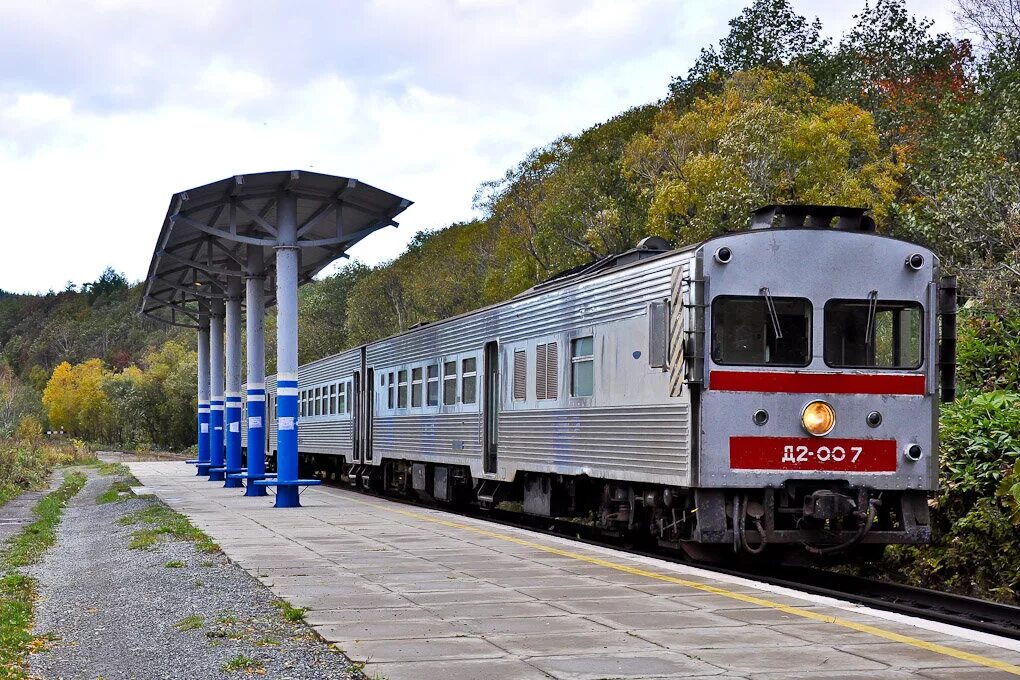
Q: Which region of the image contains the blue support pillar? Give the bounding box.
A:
[244,246,268,496]
[195,317,211,476]
[224,274,244,489]
[274,193,302,507]
[208,299,226,482]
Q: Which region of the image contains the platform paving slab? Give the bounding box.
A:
[549,595,697,615]
[126,461,1020,680]
[632,625,813,650]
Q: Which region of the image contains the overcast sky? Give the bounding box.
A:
[0,0,956,294]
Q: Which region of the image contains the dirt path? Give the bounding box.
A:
[27,469,363,680]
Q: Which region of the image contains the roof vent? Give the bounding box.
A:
[636,235,670,251]
[750,204,875,232]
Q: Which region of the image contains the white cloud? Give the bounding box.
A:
[0,0,958,293]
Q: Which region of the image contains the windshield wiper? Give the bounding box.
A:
[760,287,783,339]
[865,289,879,348]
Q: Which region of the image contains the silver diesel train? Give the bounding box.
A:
[242,205,957,559]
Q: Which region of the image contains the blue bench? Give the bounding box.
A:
[253,479,322,508]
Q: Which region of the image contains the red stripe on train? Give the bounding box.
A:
[710,370,925,395]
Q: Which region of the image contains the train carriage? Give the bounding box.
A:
[243,204,956,560]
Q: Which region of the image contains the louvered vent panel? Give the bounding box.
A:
[546,342,559,399]
[535,342,558,400]
[513,350,527,400]
[535,344,547,399]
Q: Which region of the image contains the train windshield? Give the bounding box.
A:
[824,299,923,369]
[711,295,811,367]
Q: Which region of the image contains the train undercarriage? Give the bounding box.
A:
[292,452,931,564]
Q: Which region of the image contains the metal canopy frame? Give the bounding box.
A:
[139,170,412,328]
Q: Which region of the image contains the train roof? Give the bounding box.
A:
[289,238,696,375]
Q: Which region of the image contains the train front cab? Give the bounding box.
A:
[690,207,954,558]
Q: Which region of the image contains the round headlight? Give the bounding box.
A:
[802,401,835,436]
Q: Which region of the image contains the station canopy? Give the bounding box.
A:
[140,170,411,328]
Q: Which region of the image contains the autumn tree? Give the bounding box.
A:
[297,261,371,364]
[476,106,658,290]
[42,359,111,440]
[624,69,899,244]
[670,0,829,101]
[135,340,197,449]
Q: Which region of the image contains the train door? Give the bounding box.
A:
[365,367,375,462]
[483,341,499,475]
[352,370,362,463]
[266,394,272,456]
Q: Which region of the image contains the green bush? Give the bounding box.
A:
[865,391,1020,603]
[956,307,1020,393]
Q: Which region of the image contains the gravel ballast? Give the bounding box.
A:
[27,470,364,679]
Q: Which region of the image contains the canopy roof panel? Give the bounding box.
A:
[140,170,411,328]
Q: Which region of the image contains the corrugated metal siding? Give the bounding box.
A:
[372,413,481,464]
[299,418,354,455]
[500,404,691,483]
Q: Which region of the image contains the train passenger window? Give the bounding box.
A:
[330,383,337,415]
[513,350,526,401]
[397,370,408,408]
[462,358,477,404]
[314,387,321,416]
[300,391,306,417]
[387,373,395,410]
[427,365,439,407]
[824,299,922,369]
[443,361,457,405]
[571,337,594,397]
[338,383,346,415]
[412,368,423,407]
[711,296,811,367]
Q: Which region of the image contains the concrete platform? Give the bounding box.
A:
[126,461,1020,680]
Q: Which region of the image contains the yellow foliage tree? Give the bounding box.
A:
[42,359,113,441]
[42,361,76,433]
[624,68,900,245]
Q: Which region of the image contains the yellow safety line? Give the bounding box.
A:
[343,494,1020,676]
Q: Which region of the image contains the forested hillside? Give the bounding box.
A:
[0,0,1017,598]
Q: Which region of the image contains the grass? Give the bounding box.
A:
[84,460,131,477]
[273,600,306,623]
[176,614,204,631]
[0,441,96,509]
[118,503,220,554]
[164,559,186,568]
[0,471,87,679]
[222,654,264,673]
[95,479,135,505]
